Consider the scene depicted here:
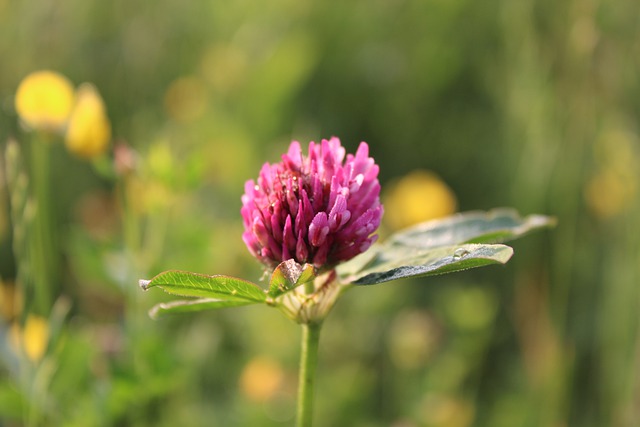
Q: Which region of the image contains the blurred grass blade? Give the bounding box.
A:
[388,208,556,248]
[268,260,316,298]
[344,244,513,285]
[139,270,266,302]
[149,298,256,319]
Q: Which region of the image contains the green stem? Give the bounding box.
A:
[29,134,56,315]
[296,322,322,427]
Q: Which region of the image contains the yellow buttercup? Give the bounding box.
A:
[65,83,112,159]
[15,70,75,132]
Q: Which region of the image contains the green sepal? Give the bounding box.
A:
[268,260,317,298]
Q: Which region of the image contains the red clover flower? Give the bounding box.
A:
[140,133,552,427]
[241,137,383,271]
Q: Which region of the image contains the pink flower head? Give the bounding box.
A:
[241,137,383,270]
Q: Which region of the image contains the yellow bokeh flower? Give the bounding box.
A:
[65,83,112,159]
[239,356,285,402]
[383,169,457,231]
[584,168,637,219]
[9,314,50,363]
[23,315,50,362]
[585,127,639,219]
[15,70,75,132]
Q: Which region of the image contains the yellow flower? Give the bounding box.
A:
[239,356,285,402]
[585,128,639,219]
[65,83,112,159]
[383,170,457,231]
[9,315,50,363]
[14,70,75,132]
[584,168,636,219]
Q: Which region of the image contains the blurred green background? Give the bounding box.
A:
[1,0,639,426]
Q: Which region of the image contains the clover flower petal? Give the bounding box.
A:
[241,137,382,270]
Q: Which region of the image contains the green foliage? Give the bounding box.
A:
[345,244,514,285]
[386,208,556,248]
[140,270,268,318]
[148,298,257,319]
[143,210,550,322]
[339,209,554,285]
[0,0,638,425]
[140,270,266,301]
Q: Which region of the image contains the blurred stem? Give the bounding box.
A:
[120,176,141,267]
[5,141,30,316]
[29,133,57,315]
[296,322,321,427]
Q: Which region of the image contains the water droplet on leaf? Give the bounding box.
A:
[453,248,470,260]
